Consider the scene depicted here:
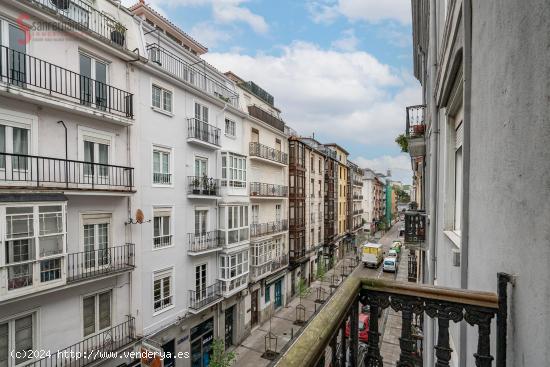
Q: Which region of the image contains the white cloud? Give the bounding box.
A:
[189,22,231,47]
[123,0,268,34]
[204,41,420,161]
[331,29,359,51]
[354,154,412,184]
[308,0,411,25]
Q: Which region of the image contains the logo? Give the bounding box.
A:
[16,13,32,45]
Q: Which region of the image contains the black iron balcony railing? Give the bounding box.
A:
[248,105,285,132]
[187,118,221,147]
[406,104,426,137]
[249,142,288,165]
[404,210,426,243]
[189,281,223,311]
[408,253,418,282]
[0,46,133,118]
[250,255,289,279]
[29,317,136,367]
[250,219,288,238]
[0,152,134,190]
[188,176,220,196]
[187,231,220,253]
[26,0,128,48]
[250,182,288,197]
[289,248,307,262]
[67,244,135,282]
[146,44,238,107]
[275,276,509,367]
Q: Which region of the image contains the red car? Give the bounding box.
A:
[345,313,370,343]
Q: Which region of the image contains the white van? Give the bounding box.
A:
[362,243,383,268]
[383,257,398,272]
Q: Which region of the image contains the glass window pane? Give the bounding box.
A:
[153,151,160,173]
[14,315,33,365]
[0,323,8,367]
[98,291,111,330]
[152,86,161,108]
[83,296,95,336]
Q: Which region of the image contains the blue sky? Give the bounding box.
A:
[125,0,420,184]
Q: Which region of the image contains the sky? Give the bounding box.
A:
[123,0,421,184]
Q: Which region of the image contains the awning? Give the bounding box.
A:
[0,193,68,203]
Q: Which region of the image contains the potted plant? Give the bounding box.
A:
[110,21,125,47]
[412,124,425,136]
[50,0,70,10]
[209,179,218,196]
[192,177,201,195]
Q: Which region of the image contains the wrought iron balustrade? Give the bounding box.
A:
[187,231,220,253]
[0,46,133,118]
[249,142,288,165]
[187,176,220,196]
[275,275,509,367]
[250,182,288,197]
[0,152,134,190]
[406,104,427,137]
[66,244,135,282]
[187,118,221,146]
[248,105,285,132]
[189,281,222,311]
[250,220,288,238]
[405,210,426,243]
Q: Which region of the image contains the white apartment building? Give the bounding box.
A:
[361,169,376,232]
[225,72,289,327]
[0,1,139,366]
[127,2,250,363]
[347,161,363,235]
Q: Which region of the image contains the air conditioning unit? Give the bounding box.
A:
[452,249,461,267]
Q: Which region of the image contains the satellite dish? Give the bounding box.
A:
[135,209,144,224]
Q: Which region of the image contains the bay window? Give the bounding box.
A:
[221,153,246,188]
[219,205,249,246]
[219,250,249,294]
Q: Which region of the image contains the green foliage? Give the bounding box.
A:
[395,187,411,203]
[297,277,311,302]
[395,134,408,153]
[209,339,236,367]
[316,258,326,282]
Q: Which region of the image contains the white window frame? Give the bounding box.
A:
[152,145,173,187]
[80,213,112,272]
[153,268,174,314]
[194,101,209,123]
[195,263,208,300]
[225,118,236,137]
[221,152,247,188]
[151,83,173,114]
[81,289,113,337]
[153,207,172,249]
[0,311,37,367]
[78,51,109,110]
[219,250,249,281]
[0,108,37,173]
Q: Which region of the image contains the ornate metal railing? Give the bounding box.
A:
[408,253,418,282]
[275,275,509,367]
[248,105,285,132]
[187,176,220,196]
[250,220,288,238]
[0,46,133,118]
[66,244,134,282]
[249,142,288,165]
[28,317,136,367]
[406,104,426,137]
[26,0,128,48]
[405,210,426,243]
[189,281,222,311]
[0,152,134,190]
[187,118,221,146]
[146,44,238,107]
[250,182,288,197]
[187,231,220,253]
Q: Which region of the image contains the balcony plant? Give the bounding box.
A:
[201,175,209,195]
[192,177,201,195]
[51,0,70,10]
[110,21,126,47]
[412,124,426,136]
[208,179,218,196]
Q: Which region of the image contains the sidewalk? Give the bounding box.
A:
[233,252,359,367]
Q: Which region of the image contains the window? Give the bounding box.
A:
[454,122,463,233]
[83,139,109,178]
[265,284,271,303]
[310,156,314,172]
[83,290,111,337]
[154,269,173,312]
[153,208,172,248]
[3,204,66,290]
[7,25,27,87]
[251,240,273,266]
[82,214,111,270]
[220,250,249,280]
[195,264,207,300]
[0,314,35,367]
[0,124,30,171]
[319,159,322,173]
[194,210,208,235]
[310,179,314,197]
[225,118,236,137]
[251,205,259,224]
[79,53,108,109]
[275,204,281,222]
[221,205,249,245]
[221,153,246,188]
[251,128,259,143]
[152,85,172,113]
[153,147,172,185]
[318,180,322,197]
[194,102,209,122]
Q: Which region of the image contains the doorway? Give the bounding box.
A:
[225,306,234,347]
[274,279,282,308]
[251,290,259,326]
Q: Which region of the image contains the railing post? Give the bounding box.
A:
[35,157,39,187]
[340,322,347,367]
[350,296,359,367]
[465,306,496,367]
[496,272,511,367]
[363,292,384,366]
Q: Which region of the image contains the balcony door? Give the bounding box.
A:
[195,264,207,301]
[82,215,111,271]
[194,103,209,141]
[194,210,208,249]
[0,124,30,175]
[194,157,208,193]
[8,25,26,87]
[251,205,259,225]
[251,128,259,143]
[79,54,107,110]
[83,140,109,183]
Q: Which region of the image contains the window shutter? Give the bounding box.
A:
[455,122,464,149]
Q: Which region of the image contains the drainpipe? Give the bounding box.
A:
[459,0,473,365]
[425,0,439,365]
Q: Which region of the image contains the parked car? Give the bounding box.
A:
[391,240,402,254]
[383,257,398,272]
[388,248,399,260]
[345,313,370,343]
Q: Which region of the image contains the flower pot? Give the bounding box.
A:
[51,0,70,10]
[412,124,425,136]
[110,30,125,46]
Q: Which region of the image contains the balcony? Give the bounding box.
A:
[274,276,508,367]
[187,176,220,198]
[29,317,136,367]
[0,153,134,192]
[250,182,288,198]
[220,273,248,297]
[250,220,288,238]
[187,231,222,255]
[289,218,305,231]
[26,0,128,49]
[406,105,427,157]
[289,248,307,264]
[249,142,288,166]
[247,105,285,132]
[404,210,426,245]
[67,244,135,283]
[146,44,238,107]
[187,118,221,148]
[188,281,223,313]
[0,46,133,121]
[250,255,289,281]
[218,228,249,248]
